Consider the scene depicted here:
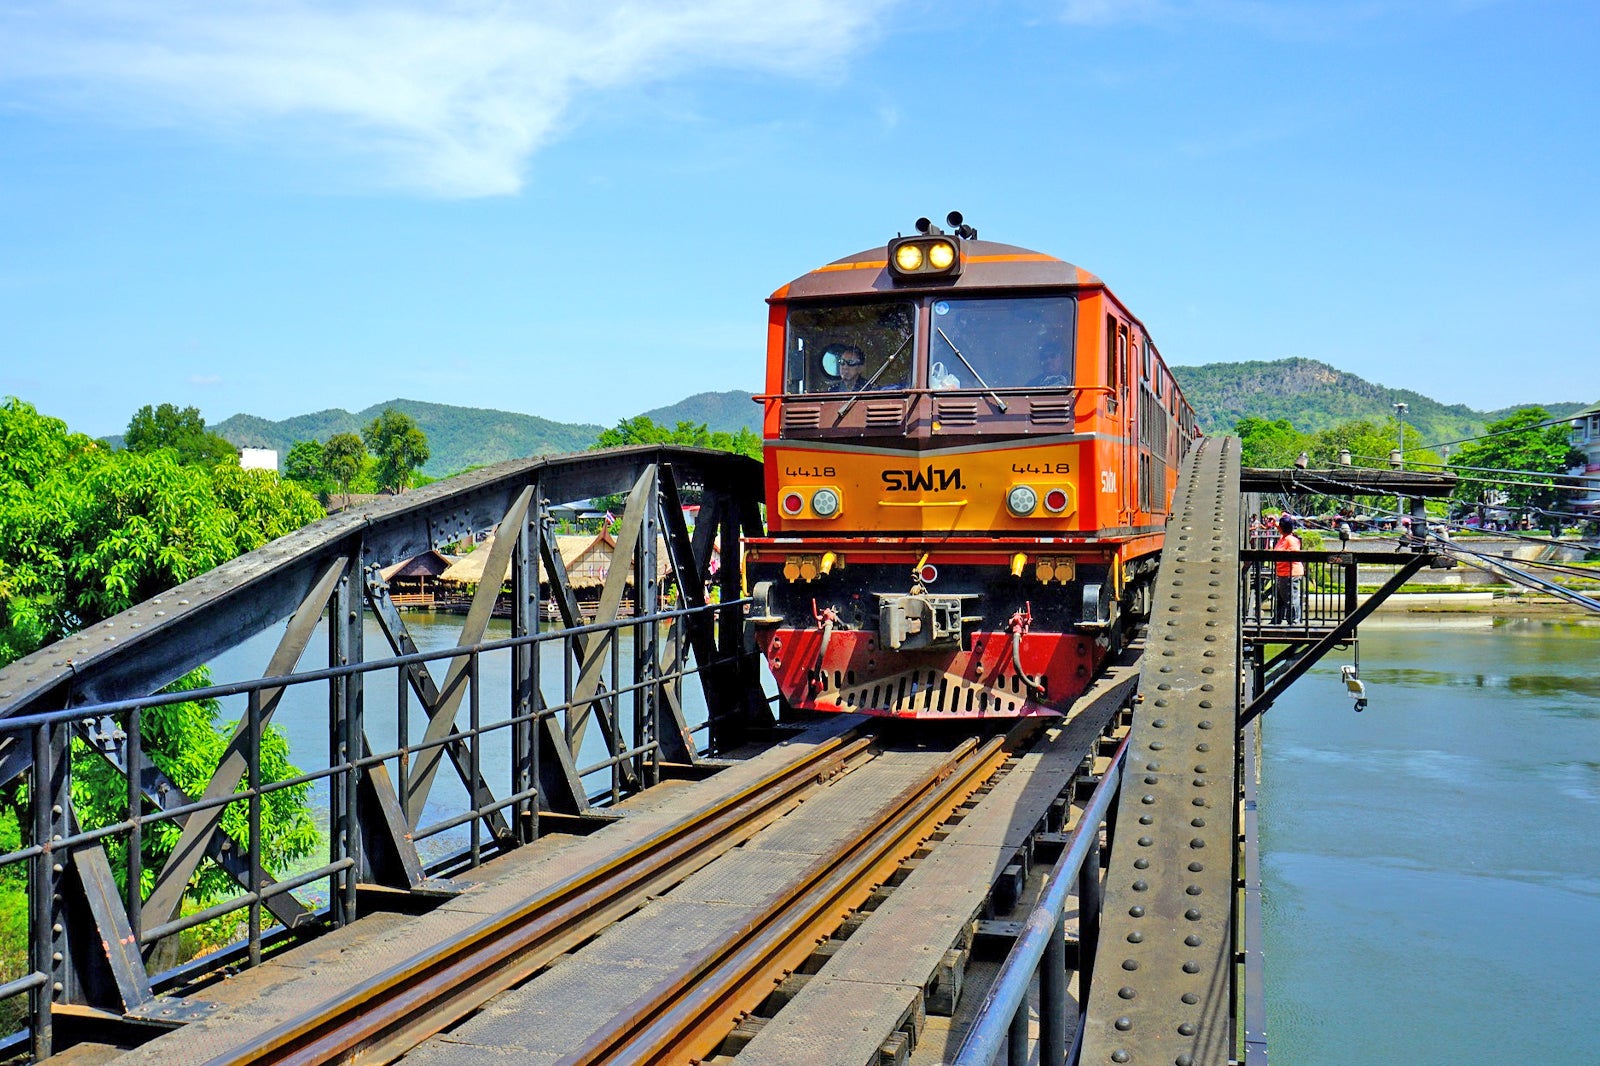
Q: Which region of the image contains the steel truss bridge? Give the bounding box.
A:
[0,440,1453,1066]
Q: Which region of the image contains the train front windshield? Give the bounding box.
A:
[785,295,1076,394]
[929,296,1076,389]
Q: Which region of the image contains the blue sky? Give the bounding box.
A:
[1,0,1594,440]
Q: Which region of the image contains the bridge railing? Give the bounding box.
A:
[0,598,739,1027]
[1239,549,1361,638]
[951,737,1128,1066]
[0,446,772,1061]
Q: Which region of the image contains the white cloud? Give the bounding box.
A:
[188,374,223,386]
[0,1,897,197]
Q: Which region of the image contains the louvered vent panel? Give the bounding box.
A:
[783,404,821,429]
[864,401,905,427]
[1031,398,1074,424]
[935,399,979,426]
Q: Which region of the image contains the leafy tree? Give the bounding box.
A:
[591,416,761,512]
[1233,417,1310,469]
[125,402,238,468]
[323,433,367,508]
[363,409,430,494]
[595,415,762,461]
[283,439,326,485]
[0,399,322,983]
[1449,407,1578,514]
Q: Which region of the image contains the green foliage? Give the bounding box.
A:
[1449,407,1576,511]
[125,402,238,468]
[69,668,316,905]
[283,438,332,496]
[323,433,367,506]
[0,400,324,988]
[363,409,430,493]
[595,415,762,460]
[0,418,323,662]
[1234,417,1309,469]
[1174,357,1585,440]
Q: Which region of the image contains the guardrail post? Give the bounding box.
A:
[31,719,69,1059]
[512,490,540,843]
[1041,908,1067,1062]
[1078,829,1103,1011]
[329,548,362,926]
[248,689,263,968]
[635,484,660,788]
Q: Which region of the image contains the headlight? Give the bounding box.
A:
[1044,487,1071,513]
[811,488,841,517]
[886,235,963,282]
[1007,485,1037,515]
[781,491,804,516]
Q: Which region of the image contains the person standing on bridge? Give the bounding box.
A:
[1272,515,1304,624]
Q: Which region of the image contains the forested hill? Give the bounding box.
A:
[638,390,761,435]
[211,400,603,477]
[1169,358,1588,441]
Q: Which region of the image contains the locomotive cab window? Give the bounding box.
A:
[786,301,915,395]
[927,296,1076,389]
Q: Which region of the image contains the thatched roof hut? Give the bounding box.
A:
[380,550,454,583]
[439,530,680,591]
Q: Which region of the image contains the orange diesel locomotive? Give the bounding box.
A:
[746,215,1197,719]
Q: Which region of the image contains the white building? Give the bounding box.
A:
[1569,402,1600,516]
[240,447,279,473]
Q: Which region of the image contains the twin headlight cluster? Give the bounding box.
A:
[1006,484,1073,517]
[886,235,962,281]
[780,487,842,519]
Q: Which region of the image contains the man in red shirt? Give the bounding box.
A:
[1272,515,1305,624]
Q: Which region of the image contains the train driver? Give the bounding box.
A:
[826,344,867,392]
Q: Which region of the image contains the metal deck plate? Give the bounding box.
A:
[744,748,955,855]
[732,976,924,1066]
[1081,437,1242,1066]
[411,899,753,1058]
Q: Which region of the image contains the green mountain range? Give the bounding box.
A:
[187,360,1586,475]
[211,399,603,477]
[1168,357,1589,443]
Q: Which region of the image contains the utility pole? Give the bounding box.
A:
[1392,401,1409,536]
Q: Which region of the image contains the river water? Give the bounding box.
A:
[1258,615,1600,1064]
[212,612,1599,1060]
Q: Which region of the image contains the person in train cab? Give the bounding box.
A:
[826,344,867,392]
[1272,516,1305,624]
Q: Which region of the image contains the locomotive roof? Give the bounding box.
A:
[772,238,1104,302]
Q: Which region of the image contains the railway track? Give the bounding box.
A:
[192,723,1024,1066]
[195,728,878,1066]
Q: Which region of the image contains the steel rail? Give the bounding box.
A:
[197,729,875,1066]
[582,728,1021,1065]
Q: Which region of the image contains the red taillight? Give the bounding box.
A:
[1045,488,1069,513]
[919,564,939,583]
[782,492,804,516]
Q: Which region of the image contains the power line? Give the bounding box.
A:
[1420,411,1589,452]
[1359,454,1600,485]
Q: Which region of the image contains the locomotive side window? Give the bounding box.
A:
[928,296,1076,389]
[786,301,915,394]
